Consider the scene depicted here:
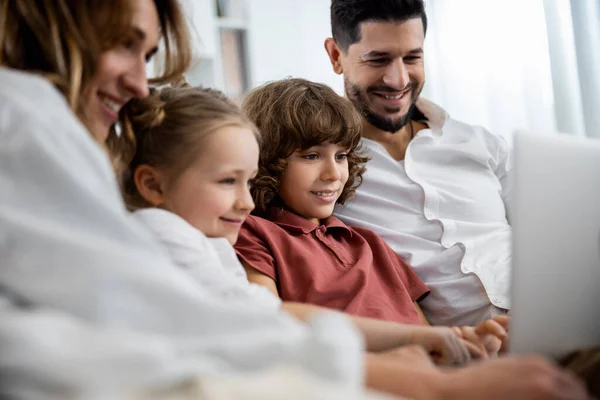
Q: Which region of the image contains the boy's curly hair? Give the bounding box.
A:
[242,78,369,215]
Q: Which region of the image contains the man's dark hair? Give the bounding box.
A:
[331,0,427,52]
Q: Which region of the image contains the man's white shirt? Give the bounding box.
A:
[335,98,511,326]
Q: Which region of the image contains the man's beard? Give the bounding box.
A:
[346,80,422,134]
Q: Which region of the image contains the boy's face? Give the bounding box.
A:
[278,143,350,224]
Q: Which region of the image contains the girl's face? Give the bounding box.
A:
[278,142,350,224]
[161,126,259,245]
[84,0,160,143]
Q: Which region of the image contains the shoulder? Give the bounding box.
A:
[0,68,100,158]
[419,97,508,149]
[133,208,210,248]
[437,108,511,163]
[0,68,69,121]
[133,208,192,232]
[242,214,281,234]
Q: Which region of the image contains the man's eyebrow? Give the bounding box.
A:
[362,48,423,58]
[407,48,424,55]
[362,50,390,58]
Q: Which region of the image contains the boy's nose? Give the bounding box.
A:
[320,160,342,181]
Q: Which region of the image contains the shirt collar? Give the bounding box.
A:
[266,207,353,236]
[415,97,449,132]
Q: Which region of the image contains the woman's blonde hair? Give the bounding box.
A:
[113,84,260,210]
[0,0,191,114]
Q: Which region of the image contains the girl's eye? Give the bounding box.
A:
[336,153,349,161]
[219,178,235,185]
[301,154,318,160]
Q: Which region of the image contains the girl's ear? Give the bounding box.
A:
[134,164,167,206]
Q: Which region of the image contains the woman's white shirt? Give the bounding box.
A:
[0,67,363,397]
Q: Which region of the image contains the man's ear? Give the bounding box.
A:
[324,37,344,75]
[134,164,167,207]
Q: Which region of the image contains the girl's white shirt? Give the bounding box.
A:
[0,67,363,398]
[132,208,281,310]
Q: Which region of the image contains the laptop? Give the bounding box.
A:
[510,131,600,359]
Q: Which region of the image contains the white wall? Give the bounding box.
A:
[246,0,343,93]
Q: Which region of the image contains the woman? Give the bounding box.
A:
[0,1,366,398]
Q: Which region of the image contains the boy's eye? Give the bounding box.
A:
[301,154,318,160]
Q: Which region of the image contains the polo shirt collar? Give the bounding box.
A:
[266,207,353,236]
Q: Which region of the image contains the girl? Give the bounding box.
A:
[236,77,508,356]
[117,84,281,309]
[119,83,503,365]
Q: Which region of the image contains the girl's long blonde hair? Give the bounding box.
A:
[0,0,191,115]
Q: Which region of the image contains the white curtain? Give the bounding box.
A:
[422,0,600,140]
[544,0,600,138]
[422,0,557,142]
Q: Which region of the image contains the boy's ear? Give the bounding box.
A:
[324,38,344,75]
[133,164,167,207]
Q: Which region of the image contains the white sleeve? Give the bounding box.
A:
[0,304,381,400]
[0,68,363,388]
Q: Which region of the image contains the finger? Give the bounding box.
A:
[451,326,463,338]
[481,334,502,357]
[461,337,486,360]
[460,327,488,359]
[492,315,510,331]
[475,319,507,340]
[428,332,471,366]
[447,335,472,366]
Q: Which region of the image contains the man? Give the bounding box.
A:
[326,0,511,327]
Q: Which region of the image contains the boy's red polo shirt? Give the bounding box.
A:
[235,208,429,325]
